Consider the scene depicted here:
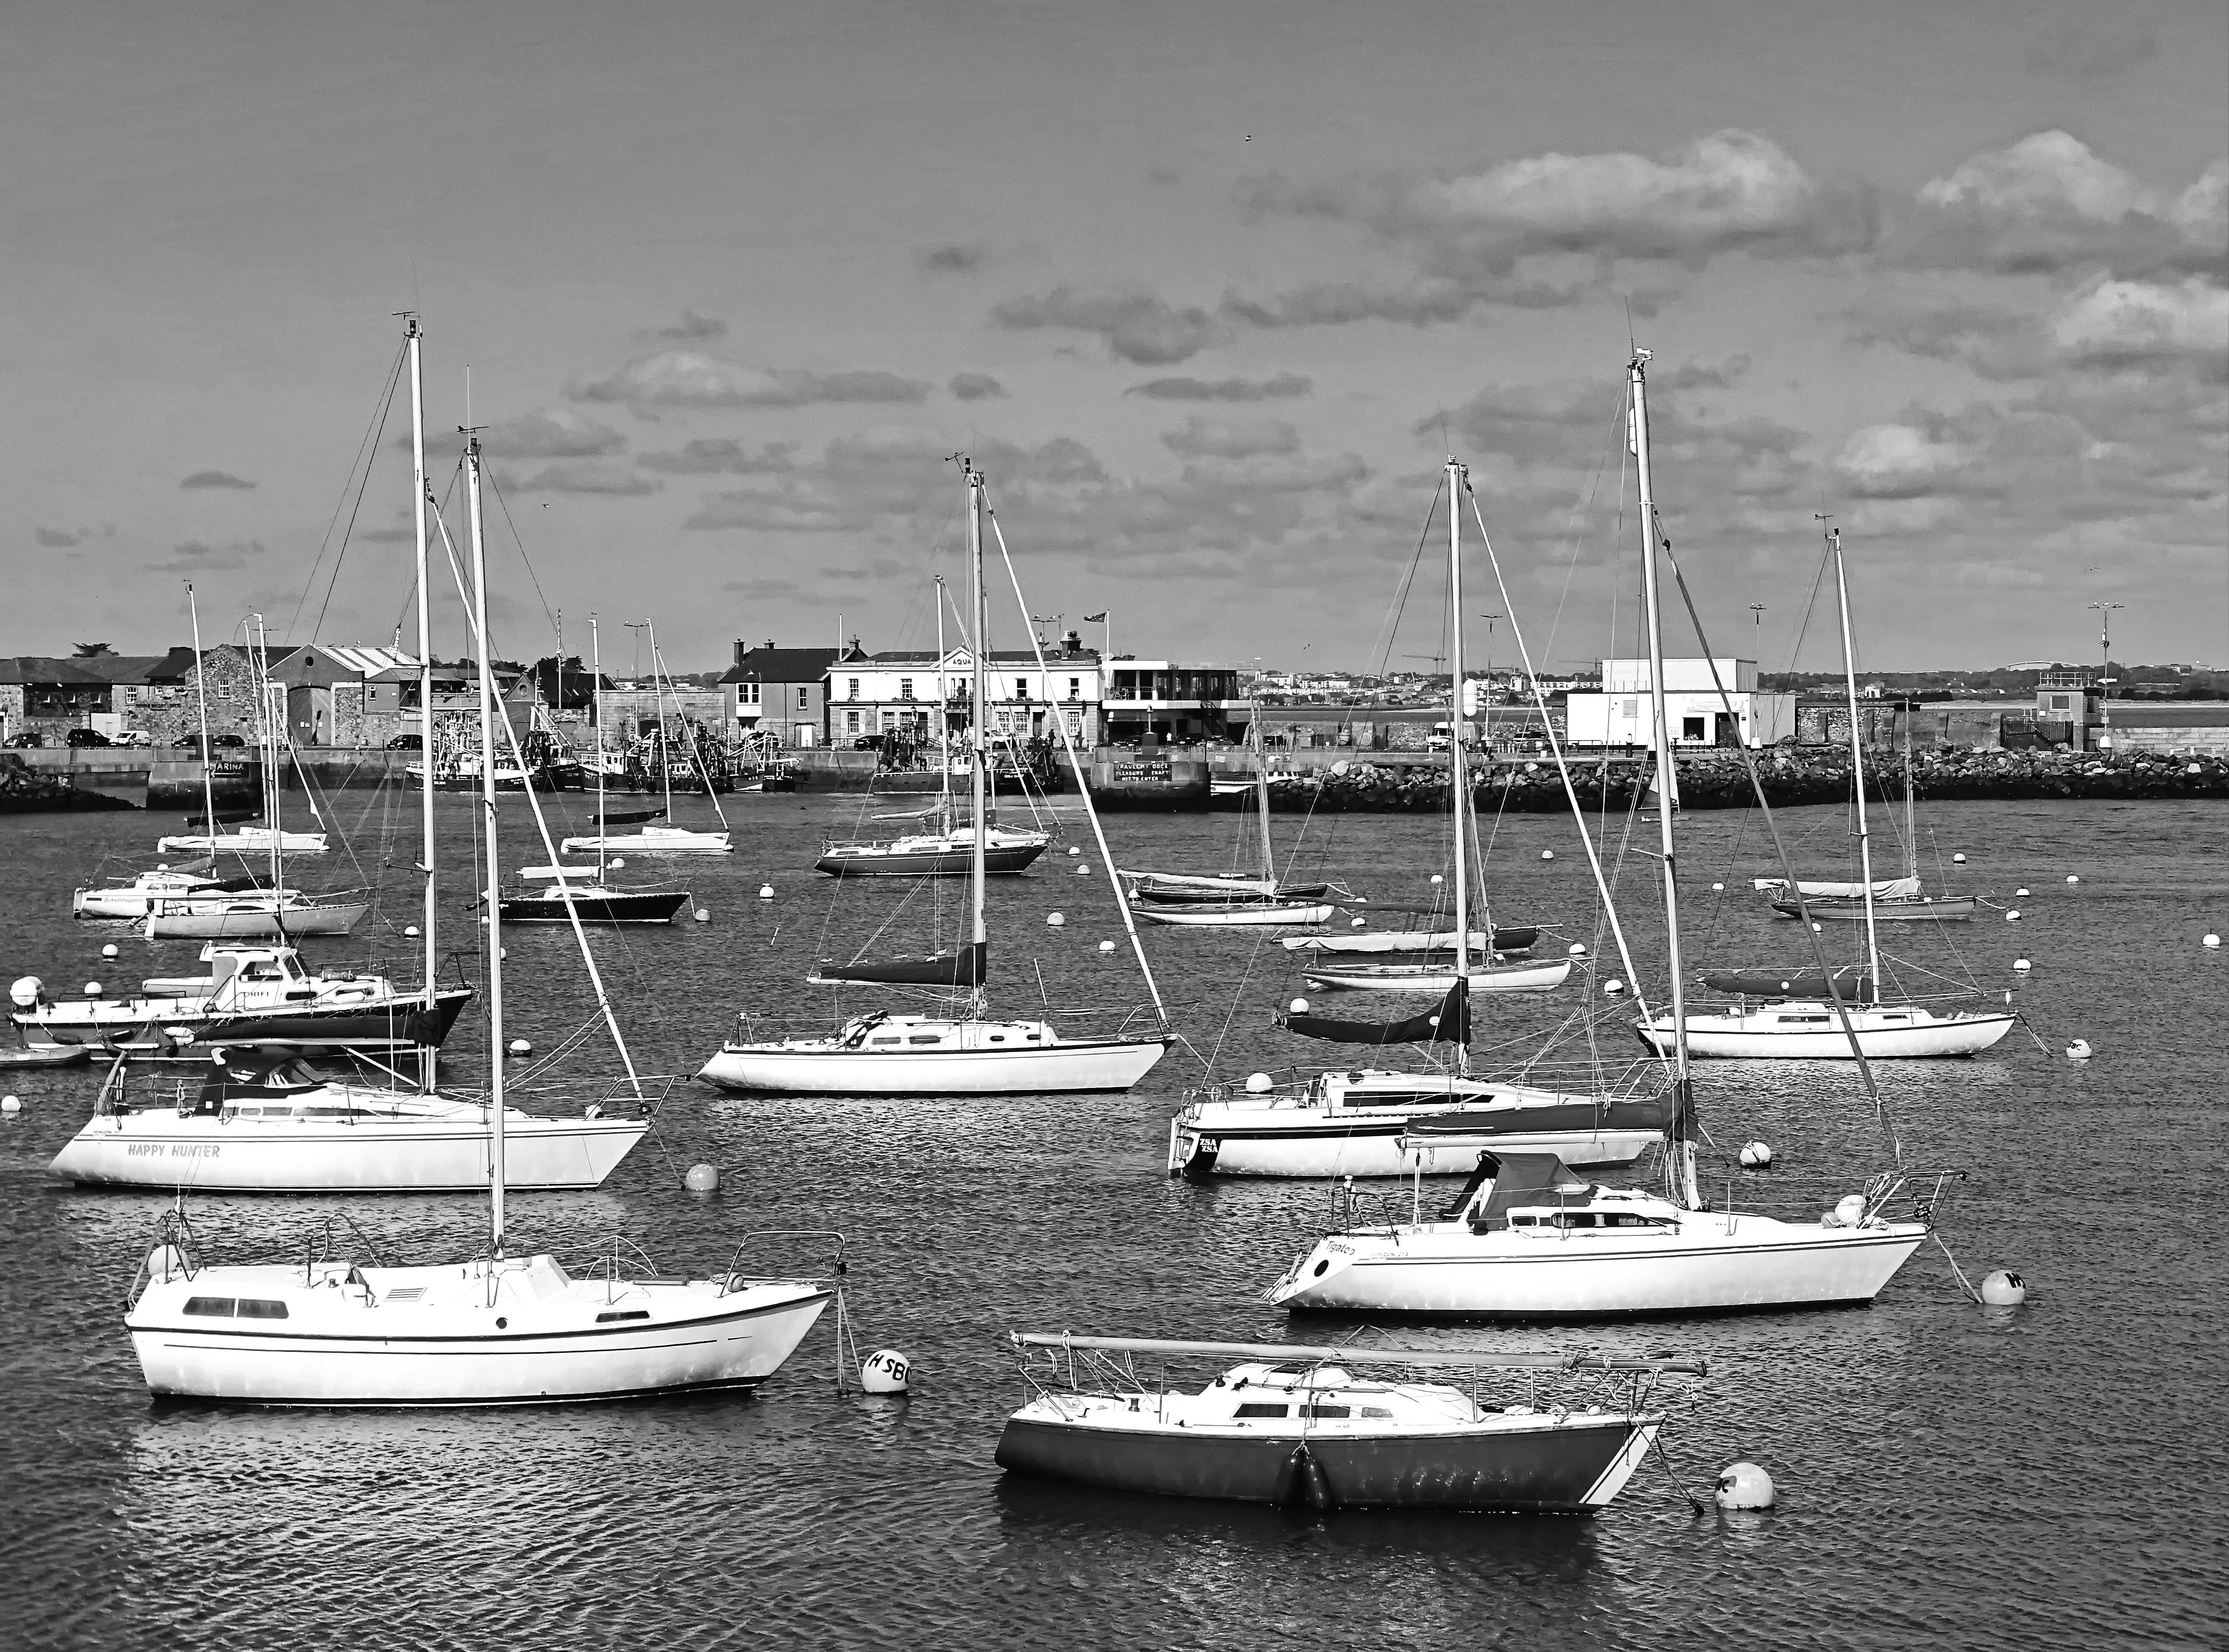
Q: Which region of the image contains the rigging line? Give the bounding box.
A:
[308,358,404,647]
[1365,474,1446,681]
[286,336,409,643]
[486,469,563,650]
[1537,379,1635,675]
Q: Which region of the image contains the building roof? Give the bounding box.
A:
[857,648,1101,667]
[0,648,197,686]
[719,646,850,685]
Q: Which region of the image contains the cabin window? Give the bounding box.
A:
[989,1034,1005,1043]
[1025,1033,1041,1042]
[906,1034,942,1045]
[869,1036,902,1046]
[1360,1406,1394,1419]
[237,1299,289,1319]
[595,1310,650,1323]
[1303,1404,1351,1419]
[1778,1015,1830,1024]
[1511,1214,1540,1226]
[182,1297,237,1317]
[1234,1403,1289,1418]
[1879,1015,1909,1023]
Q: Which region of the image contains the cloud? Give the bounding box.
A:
[480,408,629,459]
[921,242,991,274]
[2050,276,2229,375]
[510,460,660,495]
[1160,417,1301,460]
[1833,420,1983,500]
[656,311,728,341]
[571,349,935,407]
[1847,275,2227,381]
[990,285,1230,364]
[638,438,797,475]
[1126,373,1312,401]
[949,371,1006,401]
[150,538,265,572]
[2024,22,2157,84]
[35,526,86,547]
[180,469,255,490]
[1900,133,2227,276]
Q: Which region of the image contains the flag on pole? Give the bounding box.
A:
[1083,611,1107,622]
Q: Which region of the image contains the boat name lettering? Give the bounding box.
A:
[125,1143,222,1158]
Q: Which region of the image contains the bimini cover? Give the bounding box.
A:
[815,941,986,988]
[1700,967,1874,1003]
[1440,1151,1595,1227]
[1760,877,1922,901]
[1281,979,1469,1046]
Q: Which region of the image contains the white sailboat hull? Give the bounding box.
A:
[1634,1004,2017,1059]
[1174,1122,1662,1178]
[1302,960,1571,994]
[51,1112,645,1192]
[144,901,370,940]
[561,828,732,856]
[1133,902,1336,927]
[1269,1215,1926,1317]
[127,1258,829,1405]
[699,1033,1167,1095]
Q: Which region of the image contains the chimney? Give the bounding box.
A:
[1062,629,1083,654]
[733,639,745,667]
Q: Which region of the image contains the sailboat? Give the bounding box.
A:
[697,457,1170,1096]
[1169,459,1659,1180]
[1639,526,2011,1060]
[498,616,692,925]
[561,618,733,856]
[1266,351,1928,1315]
[154,613,330,858]
[815,586,1050,876]
[1760,715,1975,921]
[122,392,829,1402]
[1125,725,1338,927]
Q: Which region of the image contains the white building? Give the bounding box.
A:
[1565,657,1794,748]
[826,640,1103,747]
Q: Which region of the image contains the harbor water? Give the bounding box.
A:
[0,791,2222,1650]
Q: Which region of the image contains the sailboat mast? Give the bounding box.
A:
[1828,524,1881,993]
[406,318,437,1076]
[1251,702,1274,884]
[935,575,951,825]
[254,613,282,900]
[184,583,217,838]
[966,460,989,962]
[465,433,507,1256]
[1630,351,1698,1207]
[591,615,607,880]
[1446,459,1472,1047]
[1903,710,1918,882]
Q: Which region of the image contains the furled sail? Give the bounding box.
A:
[812,941,986,988]
[1699,967,1874,1003]
[1753,876,1922,901]
[1280,979,1469,1045]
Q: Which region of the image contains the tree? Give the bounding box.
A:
[71,642,115,657]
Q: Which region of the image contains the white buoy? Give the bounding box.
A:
[1289,998,1310,1014]
[405,925,420,937]
[611,858,627,869]
[8,977,40,1009]
[1098,939,1115,952]
[1568,943,1587,957]
[2015,887,2030,897]
[1350,916,1367,928]
[859,1349,911,1395]
[1739,1140,1773,1169]
[1067,845,1081,856]
[1430,873,1443,884]
[1716,1461,1776,1510]
[2066,874,2080,884]
[1076,865,1090,875]
[1244,1072,1273,1094]
[0,1096,19,1115]
[101,942,119,959]
[1603,980,1625,996]
[2005,910,2021,921]
[1046,911,1065,927]
[758,883,774,899]
[2204,934,2221,949]
[694,907,711,923]
[1711,882,1724,892]
[2013,958,2031,972]
[1540,850,1555,861]
[1834,1193,1868,1226]
[2066,1038,2092,1060]
[508,1038,533,1056]
[683,1163,719,1193]
[1979,1270,2028,1306]
[84,981,101,996]
[1952,852,1966,865]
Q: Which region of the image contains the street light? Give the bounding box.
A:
[2088,601,2123,752]
[1749,603,1766,627]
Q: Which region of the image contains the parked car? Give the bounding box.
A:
[109,730,155,748]
[6,730,43,748]
[209,733,248,748]
[384,734,423,750]
[852,734,887,751]
[65,728,111,748]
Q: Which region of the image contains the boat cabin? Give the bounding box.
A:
[840,1014,1059,1051]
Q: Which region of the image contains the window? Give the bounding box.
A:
[1067,677,1080,701]
[845,711,861,734]
[740,681,759,705]
[1234,1403,1290,1418]
[845,678,859,701]
[899,678,914,700]
[798,686,811,710]
[1682,715,1707,741]
[1014,678,1027,701]
[183,1296,237,1317]
[237,1299,289,1320]
[595,1309,650,1323]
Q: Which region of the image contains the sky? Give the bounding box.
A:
[4,0,2224,678]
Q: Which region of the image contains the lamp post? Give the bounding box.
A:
[2089,601,2123,753]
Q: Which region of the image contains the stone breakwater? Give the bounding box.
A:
[1218,748,2229,815]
